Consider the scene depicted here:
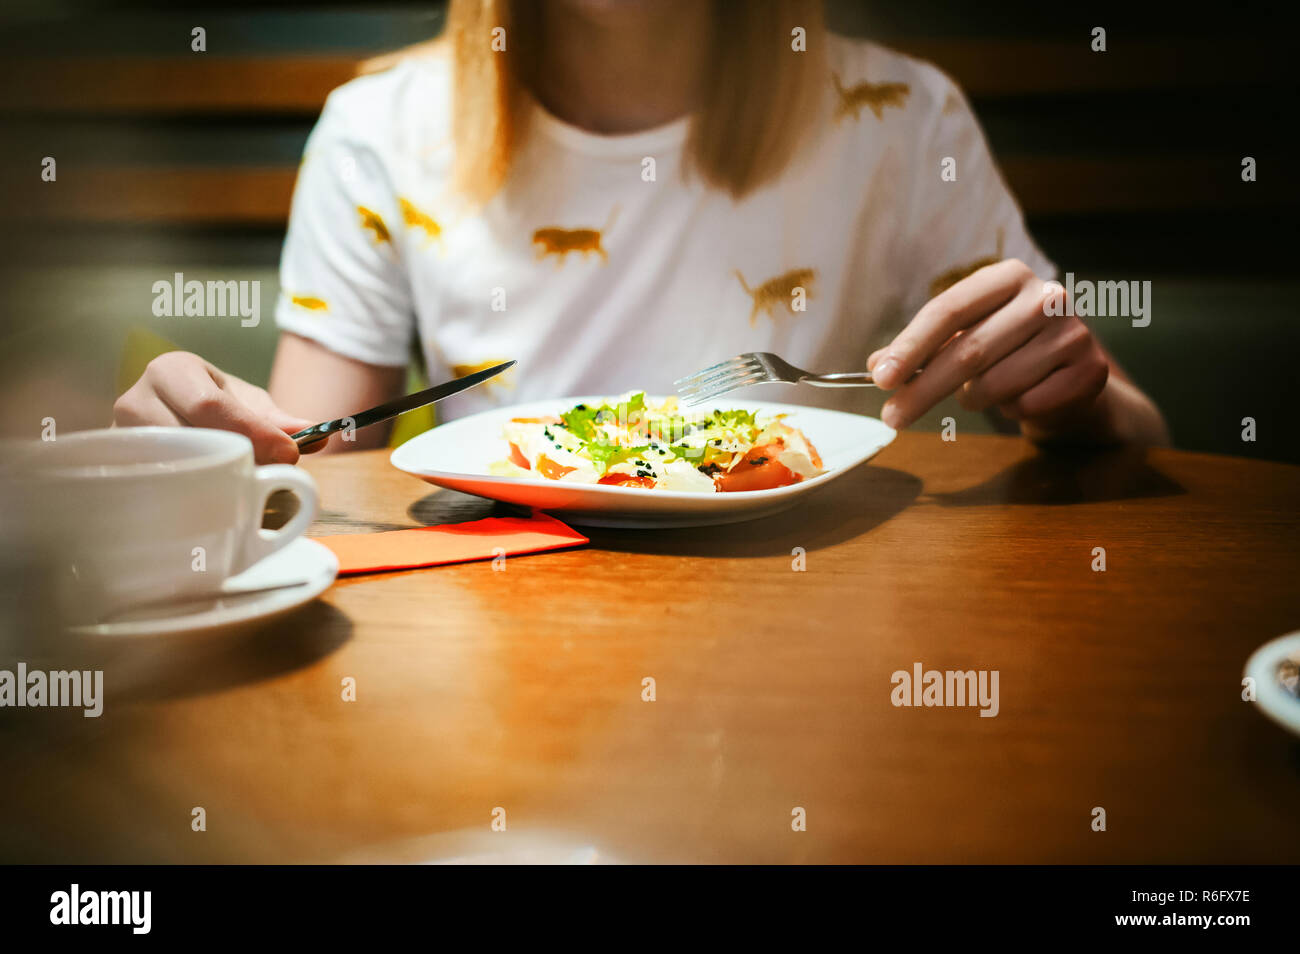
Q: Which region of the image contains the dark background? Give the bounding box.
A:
[1,0,1296,460]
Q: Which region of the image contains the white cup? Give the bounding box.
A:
[1,427,319,624]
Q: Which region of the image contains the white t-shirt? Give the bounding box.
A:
[276,34,1054,422]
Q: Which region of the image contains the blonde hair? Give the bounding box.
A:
[363,0,827,205]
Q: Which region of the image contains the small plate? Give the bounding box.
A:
[70,537,338,638]
[390,396,896,528]
[1244,631,1300,737]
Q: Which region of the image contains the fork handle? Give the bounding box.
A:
[802,370,920,388]
[802,372,880,388]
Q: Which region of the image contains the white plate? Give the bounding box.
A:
[70,537,338,638]
[390,396,896,528]
[1244,631,1300,737]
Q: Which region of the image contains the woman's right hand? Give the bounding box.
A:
[113,352,321,464]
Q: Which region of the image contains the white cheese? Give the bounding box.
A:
[659,459,717,493]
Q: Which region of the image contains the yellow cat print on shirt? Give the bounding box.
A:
[400,197,444,249]
[290,295,329,312]
[357,206,391,245]
[831,73,910,122]
[735,268,816,327]
[532,207,620,265]
[452,359,514,393]
[928,228,1006,298]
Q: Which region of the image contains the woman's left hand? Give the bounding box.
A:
[867,258,1110,435]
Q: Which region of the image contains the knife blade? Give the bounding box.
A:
[291,360,515,448]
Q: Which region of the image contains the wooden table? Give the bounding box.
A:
[3,433,1299,863]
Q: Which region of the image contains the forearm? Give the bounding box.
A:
[268,333,406,453]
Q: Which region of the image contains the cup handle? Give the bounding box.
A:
[233,465,320,574]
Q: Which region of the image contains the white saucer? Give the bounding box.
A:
[70,537,339,639]
[1244,631,1300,737]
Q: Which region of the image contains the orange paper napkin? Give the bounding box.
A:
[314,513,589,576]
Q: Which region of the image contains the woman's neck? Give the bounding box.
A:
[527,0,709,133]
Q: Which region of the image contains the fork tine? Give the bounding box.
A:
[677,362,765,396]
[681,383,759,408]
[672,354,746,386]
[678,370,763,402]
[672,354,758,390]
[680,370,769,406]
[677,366,758,397]
[675,358,763,394]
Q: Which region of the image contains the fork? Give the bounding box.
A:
[674,351,913,406]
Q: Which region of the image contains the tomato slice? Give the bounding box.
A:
[597,473,656,489]
[508,442,531,469]
[713,442,801,492]
[536,454,577,480]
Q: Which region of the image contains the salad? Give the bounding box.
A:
[495,393,823,492]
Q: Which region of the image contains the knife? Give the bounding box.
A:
[291,360,516,448]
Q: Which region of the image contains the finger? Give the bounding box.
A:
[881,280,1046,428]
[225,377,316,436]
[870,332,963,376]
[113,391,183,427]
[1000,357,1109,422]
[277,415,316,434]
[872,258,1034,389]
[960,317,1093,412]
[202,359,230,388]
[267,408,317,436]
[264,406,323,452]
[238,383,320,452]
[147,360,300,465]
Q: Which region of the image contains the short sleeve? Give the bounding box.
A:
[898,72,1056,318]
[275,89,415,367]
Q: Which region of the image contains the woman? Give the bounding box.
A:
[114,0,1168,462]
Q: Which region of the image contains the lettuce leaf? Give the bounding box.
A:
[560,402,599,441]
[588,442,651,472]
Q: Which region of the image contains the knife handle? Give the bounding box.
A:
[291,420,343,448]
